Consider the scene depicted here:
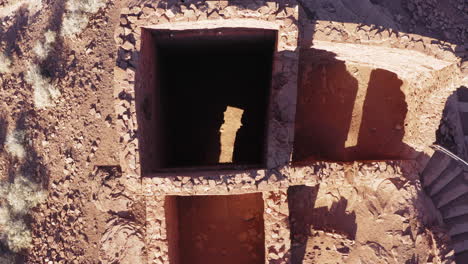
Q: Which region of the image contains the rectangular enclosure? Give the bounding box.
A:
[292,49,412,164]
[137,28,277,173]
[165,193,266,264]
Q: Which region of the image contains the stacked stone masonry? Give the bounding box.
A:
[112,1,465,263]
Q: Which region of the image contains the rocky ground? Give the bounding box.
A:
[0,0,466,263]
[288,163,455,264]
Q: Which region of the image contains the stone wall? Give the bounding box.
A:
[111,1,464,263]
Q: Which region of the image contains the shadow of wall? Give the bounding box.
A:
[434,90,465,156]
[293,49,417,163]
[288,185,357,264]
[0,7,29,58]
[289,32,460,262]
[292,49,358,162]
[288,85,468,263]
[348,69,412,160]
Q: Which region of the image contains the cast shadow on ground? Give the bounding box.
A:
[296,0,464,50]
[38,0,68,80]
[0,116,7,152]
[287,185,357,264]
[288,86,467,263]
[11,111,50,188]
[435,88,467,155]
[0,6,29,58]
[288,40,465,263]
[0,111,49,262]
[0,0,71,86]
[292,48,417,164]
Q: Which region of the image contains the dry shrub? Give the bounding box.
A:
[33,30,57,60]
[61,0,106,37]
[2,176,46,214]
[0,176,46,252]
[0,52,11,74]
[25,63,60,109]
[1,128,47,253]
[2,220,32,252]
[5,130,26,160]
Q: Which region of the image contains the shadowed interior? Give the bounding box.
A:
[138,28,276,171]
[166,193,266,264]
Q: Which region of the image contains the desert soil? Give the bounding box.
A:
[0,0,466,263]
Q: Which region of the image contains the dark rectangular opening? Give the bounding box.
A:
[165,193,265,264]
[137,28,276,173]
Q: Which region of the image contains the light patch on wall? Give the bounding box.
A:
[219,106,244,163]
[345,65,371,148]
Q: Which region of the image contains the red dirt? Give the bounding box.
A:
[293,49,415,163]
[171,193,265,264]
